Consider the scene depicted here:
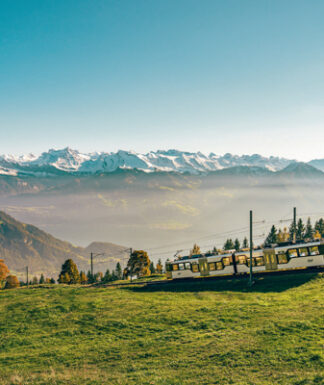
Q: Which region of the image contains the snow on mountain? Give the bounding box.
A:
[0,147,319,176]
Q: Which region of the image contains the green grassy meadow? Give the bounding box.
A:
[0,272,323,385]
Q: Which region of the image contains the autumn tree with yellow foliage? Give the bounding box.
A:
[190,244,201,256]
[126,250,151,278]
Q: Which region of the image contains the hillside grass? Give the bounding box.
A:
[0,272,323,385]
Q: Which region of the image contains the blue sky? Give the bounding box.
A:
[1,0,324,160]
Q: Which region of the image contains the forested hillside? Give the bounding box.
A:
[0,211,127,277]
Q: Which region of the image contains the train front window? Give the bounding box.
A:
[173,264,179,271]
[299,248,308,257]
[310,246,320,255]
[209,262,216,271]
[288,249,298,258]
[192,264,199,272]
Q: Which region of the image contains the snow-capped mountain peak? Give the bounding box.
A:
[0,148,321,176]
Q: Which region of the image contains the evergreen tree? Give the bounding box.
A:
[212,246,219,255]
[150,261,156,274]
[223,239,234,250]
[103,269,111,283]
[115,262,122,280]
[111,270,118,281]
[39,274,45,284]
[242,237,249,248]
[296,219,305,241]
[58,259,80,284]
[264,225,277,247]
[190,244,201,256]
[80,271,88,284]
[87,270,94,283]
[126,250,151,277]
[234,238,240,251]
[304,217,313,240]
[50,278,56,284]
[156,259,163,274]
[314,218,324,237]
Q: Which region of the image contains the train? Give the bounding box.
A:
[165,240,324,279]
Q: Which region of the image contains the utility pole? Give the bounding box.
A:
[26,266,29,288]
[90,252,94,278]
[293,207,297,243]
[90,252,105,281]
[249,210,253,287]
[129,248,133,282]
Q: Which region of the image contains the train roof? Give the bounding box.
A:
[166,239,323,264]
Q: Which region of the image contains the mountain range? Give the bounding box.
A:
[2,147,324,176]
[0,211,128,278]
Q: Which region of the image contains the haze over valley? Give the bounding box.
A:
[2,148,324,272]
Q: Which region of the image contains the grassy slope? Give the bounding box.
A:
[0,273,323,385]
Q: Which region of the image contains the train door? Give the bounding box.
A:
[263,249,278,271]
[198,257,209,276]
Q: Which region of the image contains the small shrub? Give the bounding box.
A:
[5,275,20,289]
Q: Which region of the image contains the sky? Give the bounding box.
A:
[1,0,324,161]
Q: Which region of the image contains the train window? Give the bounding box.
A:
[288,249,298,258]
[277,253,288,264]
[216,262,223,270]
[222,257,231,266]
[246,258,255,267]
[173,264,179,271]
[192,264,199,272]
[254,257,264,266]
[309,246,320,255]
[299,248,308,257]
[208,262,216,271]
[185,262,191,270]
[236,255,247,264]
[178,263,185,270]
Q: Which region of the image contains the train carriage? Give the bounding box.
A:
[165,240,324,280]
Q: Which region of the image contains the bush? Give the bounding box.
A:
[5,275,20,289]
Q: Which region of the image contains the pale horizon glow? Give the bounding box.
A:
[1,0,324,162]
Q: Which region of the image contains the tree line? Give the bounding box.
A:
[190,218,324,255]
[0,250,164,289]
[264,217,324,247]
[57,251,163,285]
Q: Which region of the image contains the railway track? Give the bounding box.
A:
[99,266,324,288]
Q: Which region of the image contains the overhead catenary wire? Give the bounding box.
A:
[147,211,324,260]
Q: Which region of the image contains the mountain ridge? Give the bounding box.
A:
[0,148,298,176]
[0,211,128,278]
